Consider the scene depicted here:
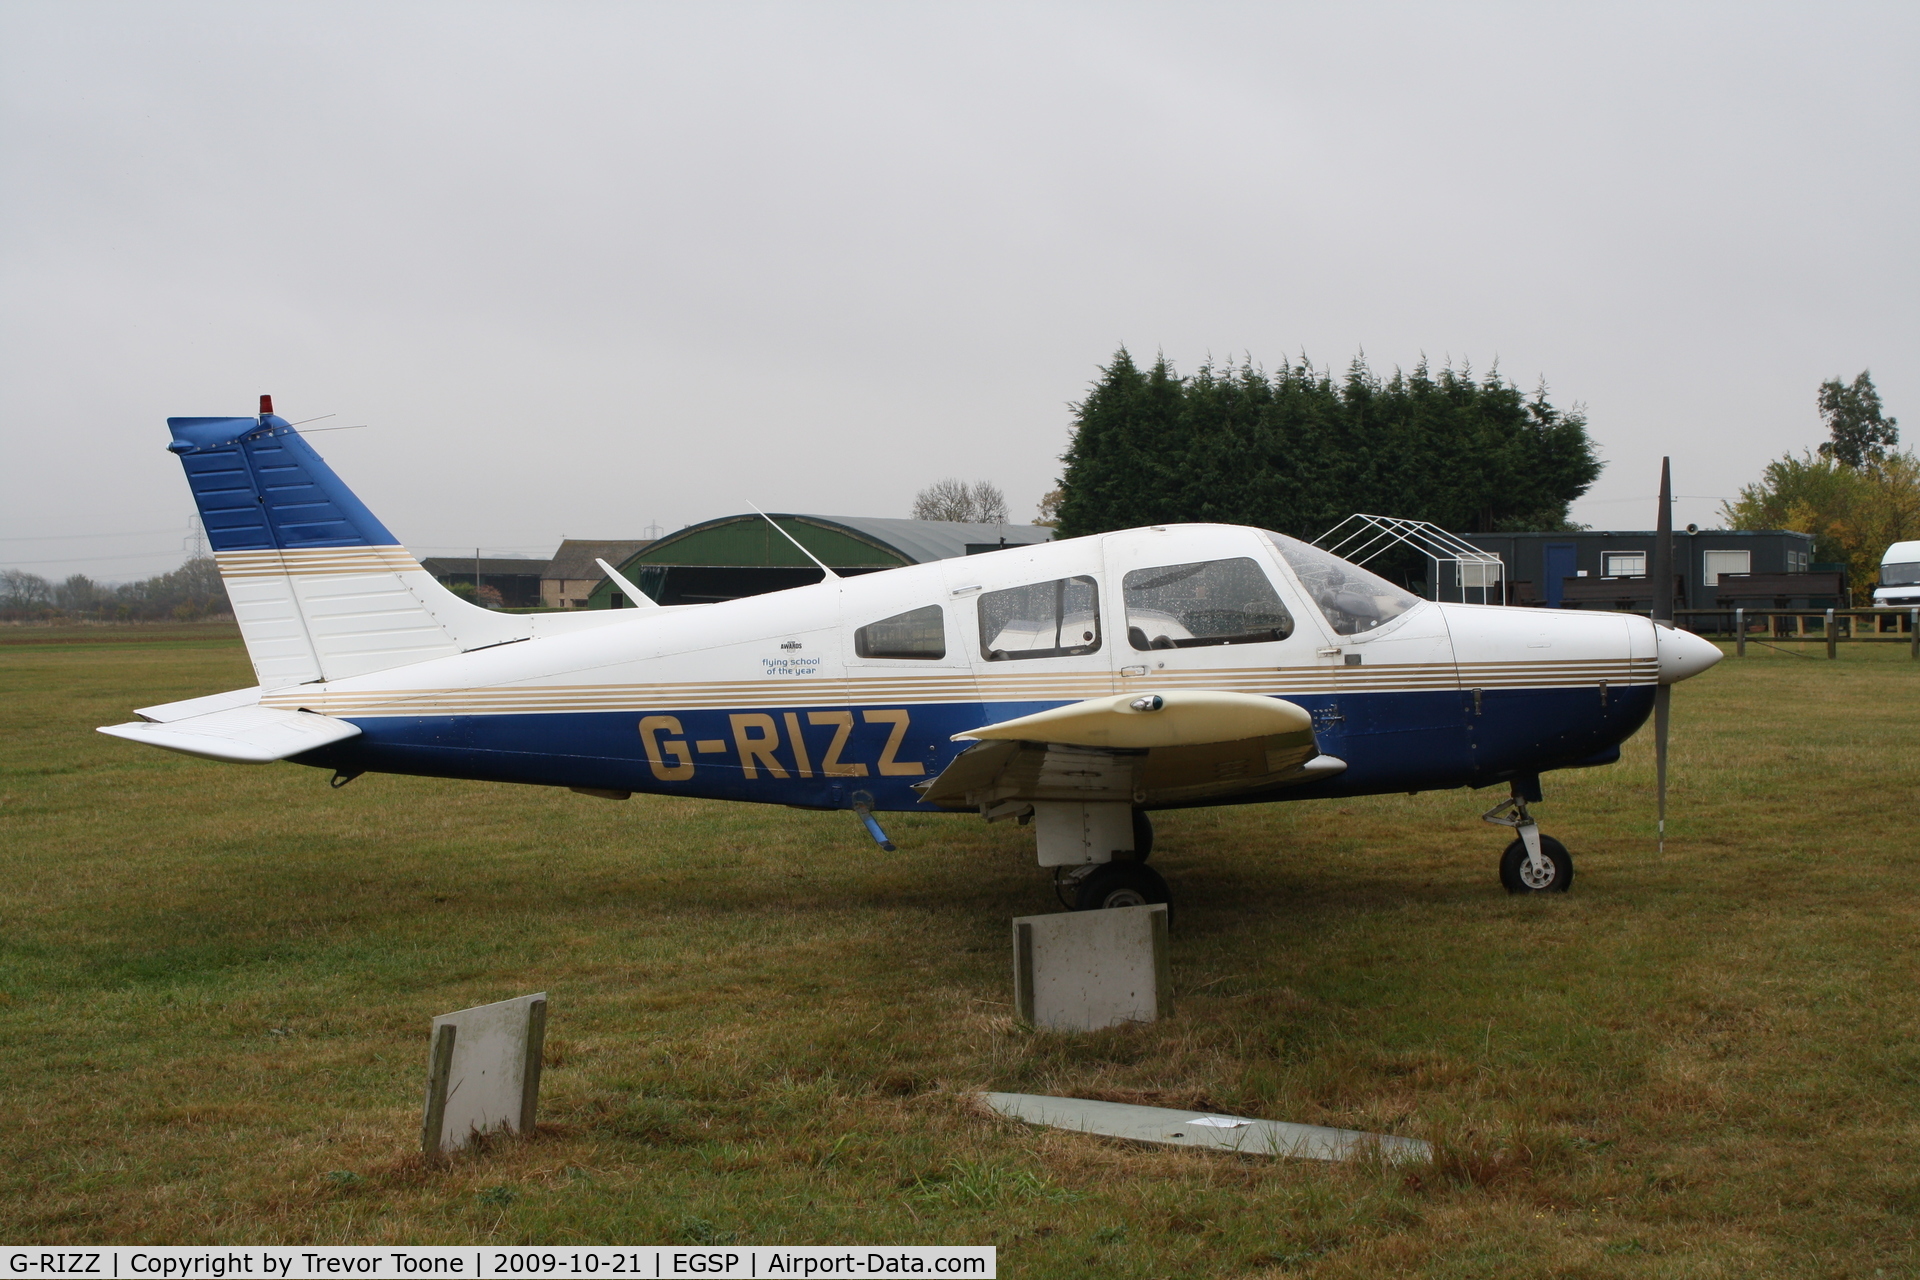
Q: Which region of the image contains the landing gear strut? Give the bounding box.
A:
[1032,803,1171,910]
[1482,788,1573,894]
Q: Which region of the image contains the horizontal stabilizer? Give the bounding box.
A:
[956,690,1312,749]
[98,704,361,764]
[134,685,262,724]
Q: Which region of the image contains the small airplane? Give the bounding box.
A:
[101,398,1722,909]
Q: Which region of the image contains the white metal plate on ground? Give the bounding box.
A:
[981,1092,1430,1163]
[422,992,547,1154]
[1013,904,1170,1030]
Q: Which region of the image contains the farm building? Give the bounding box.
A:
[418,556,545,609]
[542,540,652,608]
[589,515,1054,607]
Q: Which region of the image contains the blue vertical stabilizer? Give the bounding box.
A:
[159,401,530,688]
[166,414,399,552]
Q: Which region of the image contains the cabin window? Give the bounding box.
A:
[1123,558,1293,651]
[1261,532,1418,636]
[1702,550,1751,586]
[978,576,1101,660]
[855,604,946,659]
[1602,552,1647,578]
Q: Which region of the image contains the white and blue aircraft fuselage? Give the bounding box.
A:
[101,407,1722,908]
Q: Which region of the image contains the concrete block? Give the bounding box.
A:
[422,992,547,1154]
[980,1092,1430,1163]
[1013,904,1170,1031]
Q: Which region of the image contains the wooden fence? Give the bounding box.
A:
[1672,607,1920,659]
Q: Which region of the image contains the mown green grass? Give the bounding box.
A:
[1,627,1916,1276]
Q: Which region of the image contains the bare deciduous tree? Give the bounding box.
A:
[910,479,1009,524]
[0,557,231,621]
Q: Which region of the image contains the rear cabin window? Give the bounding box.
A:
[855,605,946,659]
[978,576,1101,660]
[1123,558,1293,650]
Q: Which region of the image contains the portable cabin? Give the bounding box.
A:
[1456,530,1817,611]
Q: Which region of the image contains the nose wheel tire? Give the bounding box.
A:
[1499,835,1573,894]
[1072,862,1171,911]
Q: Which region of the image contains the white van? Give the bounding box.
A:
[1874,541,1920,607]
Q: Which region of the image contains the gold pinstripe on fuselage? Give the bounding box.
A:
[257,657,1658,718]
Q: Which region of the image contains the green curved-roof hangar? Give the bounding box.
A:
[586,513,1053,607]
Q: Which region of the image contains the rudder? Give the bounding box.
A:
[169,397,526,688]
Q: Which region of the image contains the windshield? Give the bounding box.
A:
[1261,531,1419,636]
[1882,562,1920,588]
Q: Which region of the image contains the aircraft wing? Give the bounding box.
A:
[918,690,1345,811]
[97,704,361,764]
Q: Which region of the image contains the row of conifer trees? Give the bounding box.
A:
[1052,350,1602,540]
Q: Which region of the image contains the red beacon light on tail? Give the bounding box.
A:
[259,394,273,416]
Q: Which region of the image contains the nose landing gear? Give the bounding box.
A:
[1483,787,1574,894]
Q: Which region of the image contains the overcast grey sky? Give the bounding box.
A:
[3,2,1915,580]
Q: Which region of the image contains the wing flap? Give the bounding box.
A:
[98,704,361,764]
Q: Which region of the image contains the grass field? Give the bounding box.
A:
[2,624,1917,1276]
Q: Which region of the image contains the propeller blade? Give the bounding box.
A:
[1652,456,1673,624]
[1652,456,1673,851]
[1654,683,1670,853]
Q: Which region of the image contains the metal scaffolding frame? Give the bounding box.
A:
[1314,513,1507,605]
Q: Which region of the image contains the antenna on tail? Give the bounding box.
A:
[748,505,841,582]
[596,558,662,609]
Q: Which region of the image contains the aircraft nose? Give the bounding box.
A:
[1656,624,1723,685]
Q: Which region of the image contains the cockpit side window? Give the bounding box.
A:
[978,576,1101,661]
[1261,531,1419,636]
[1123,558,1293,651]
[855,604,946,659]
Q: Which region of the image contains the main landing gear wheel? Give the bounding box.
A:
[1499,835,1573,894]
[1112,809,1155,863]
[1072,861,1171,911]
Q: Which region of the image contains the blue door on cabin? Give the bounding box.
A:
[1543,543,1577,606]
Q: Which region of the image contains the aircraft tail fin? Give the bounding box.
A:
[168,398,527,688]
